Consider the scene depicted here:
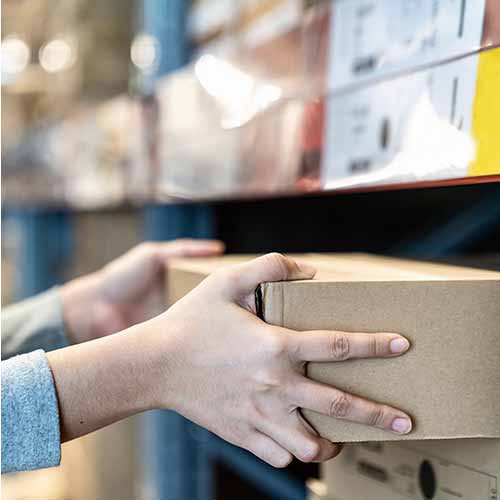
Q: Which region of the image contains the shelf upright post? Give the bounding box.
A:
[136,7,215,498]
[2,208,73,302]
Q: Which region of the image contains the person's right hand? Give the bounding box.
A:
[147,253,412,467]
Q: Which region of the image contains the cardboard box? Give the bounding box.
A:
[321,438,500,500]
[306,479,330,500]
[167,254,500,442]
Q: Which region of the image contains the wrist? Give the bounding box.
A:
[60,271,111,344]
[133,314,182,411]
[47,323,161,441]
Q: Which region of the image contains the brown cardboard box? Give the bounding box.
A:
[320,438,500,499]
[167,254,500,442]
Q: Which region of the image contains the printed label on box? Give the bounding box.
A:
[321,55,480,188]
[327,0,486,92]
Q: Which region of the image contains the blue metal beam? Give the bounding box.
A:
[137,0,190,94]
[136,0,217,495]
[2,209,72,300]
[143,204,215,241]
[395,191,500,258]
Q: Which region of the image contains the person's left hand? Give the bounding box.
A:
[60,239,224,343]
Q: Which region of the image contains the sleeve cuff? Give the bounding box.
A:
[1,350,62,472]
[2,288,70,360]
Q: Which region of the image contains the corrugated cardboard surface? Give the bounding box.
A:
[167,254,500,442]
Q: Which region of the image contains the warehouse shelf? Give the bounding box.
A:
[4,2,500,500]
[3,2,500,209]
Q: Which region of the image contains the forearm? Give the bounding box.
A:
[46,319,171,442]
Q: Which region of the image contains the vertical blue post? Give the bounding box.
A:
[143,0,189,75]
[2,209,72,301]
[144,204,215,241]
[137,2,216,498]
[137,0,190,94]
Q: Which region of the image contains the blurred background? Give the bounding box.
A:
[2,0,500,499]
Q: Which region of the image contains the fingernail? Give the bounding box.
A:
[391,417,412,434]
[390,337,410,354]
[296,260,317,277]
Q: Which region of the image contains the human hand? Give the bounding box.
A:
[147,253,412,467]
[60,239,224,343]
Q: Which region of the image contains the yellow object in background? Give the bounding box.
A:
[469,48,500,176]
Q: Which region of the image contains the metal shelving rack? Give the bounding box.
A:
[2,209,73,302]
[2,2,500,500]
[137,2,219,499]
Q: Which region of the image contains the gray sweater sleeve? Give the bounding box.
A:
[2,289,69,360]
[1,290,69,473]
[1,350,62,472]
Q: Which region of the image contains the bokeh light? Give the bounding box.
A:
[130,33,159,72]
[1,36,31,79]
[39,38,77,73]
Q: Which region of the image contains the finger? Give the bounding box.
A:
[157,239,225,259]
[291,378,412,435]
[295,411,346,457]
[243,432,293,468]
[226,253,316,296]
[257,416,342,463]
[287,330,410,362]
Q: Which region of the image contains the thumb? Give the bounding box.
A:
[225,253,316,297]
